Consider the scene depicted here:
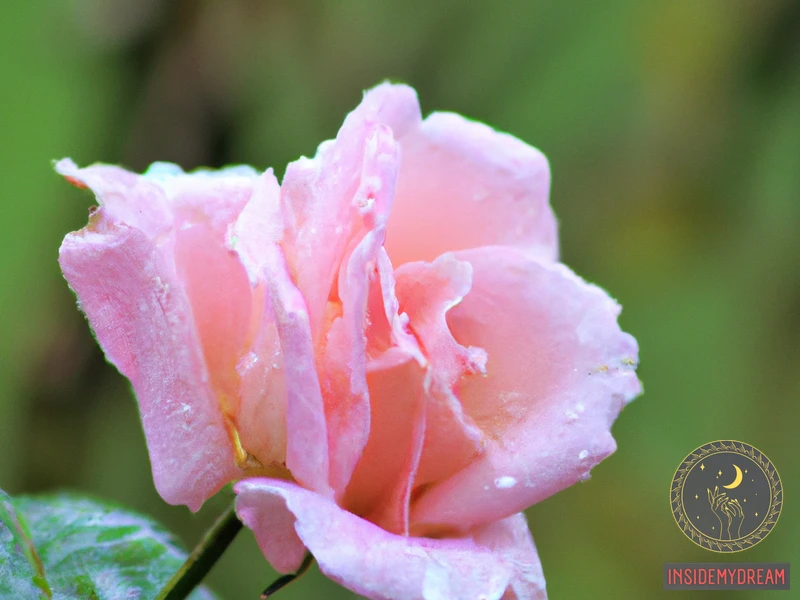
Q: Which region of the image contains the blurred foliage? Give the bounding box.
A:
[0,0,798,598]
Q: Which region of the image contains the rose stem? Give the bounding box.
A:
[261,553,315,598]
[155,503,243,600]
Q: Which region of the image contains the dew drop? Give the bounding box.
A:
[578,450,589,460]
[494,476,517,489]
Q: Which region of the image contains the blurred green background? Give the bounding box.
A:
[1,1,798,598]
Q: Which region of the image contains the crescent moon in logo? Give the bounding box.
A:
[723,464,743,489]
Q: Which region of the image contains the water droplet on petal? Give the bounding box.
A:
[494,476,517,489]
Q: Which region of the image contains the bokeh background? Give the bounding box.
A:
[1,1,798,598]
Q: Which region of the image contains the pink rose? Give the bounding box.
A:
[59,83,640,599]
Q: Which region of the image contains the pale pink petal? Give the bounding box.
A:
[228,172,330,494]
[411,246,641,530]
[229,172,288,469]
[234,287,287,470]
[394,255,486,487]
[56,159,172,237]
[367,248,426,363]
[227,170,284,278]
[474,514,547,600]
[59,222,238,511]
[275,88,414,496]
[280,89,410,342]
[143,162,259,237]
[385,111,557,266]
[265,248,332,497]
[58,161,298,507]
[353,81,422,139]
[318,234,377,499]
[57,159,261,239]
[343,353,426,535]
[173,219,252,417]
[315,125,400,497]
[235,479,547,600]
[142,162,267,470]
[234,479,307,574]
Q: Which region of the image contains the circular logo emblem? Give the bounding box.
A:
[670,441,782,552]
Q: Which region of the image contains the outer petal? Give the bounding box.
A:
[385,111,557,267]
[411,247,641,530]
[59,160,272,509]
[59,222,238,511]
[229,173,332,496]
[235,479,546,600]
[56,159,172,236]
[474,513,547,600]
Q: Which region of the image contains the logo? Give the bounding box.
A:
[670,440,782,552]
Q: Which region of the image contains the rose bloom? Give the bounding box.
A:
[58,83,640,599]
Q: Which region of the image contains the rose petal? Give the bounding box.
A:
[343,352,426,535]
[60,221,238,511]
[368,248,426,363]
[229,172,288,469]
[56,160,276,510]
[235,479,545,600]
[353,81,422,140]
[228,172,331,495]
[234,479,307,574]
[394,255,486,487]
[411,246,641,530]
[266,247,333,496]
[144,161,259,236]
[173,219,252,419]
[315,125,401,497]
[385,111,557,267]
[474,513,547,600]
[56,159,172,237]
[280,100,404,343]
[234,287,287,470]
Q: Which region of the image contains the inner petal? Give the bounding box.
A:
[342,353,426,535]
[394,255,486,488]
[174,220,254,465]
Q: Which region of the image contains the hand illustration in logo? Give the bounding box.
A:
[707,486,745,540]
[723,498,745,540]
[708,486,730,539]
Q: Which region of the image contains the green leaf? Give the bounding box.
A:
[0,491,219,600]
[0,489,51,599]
